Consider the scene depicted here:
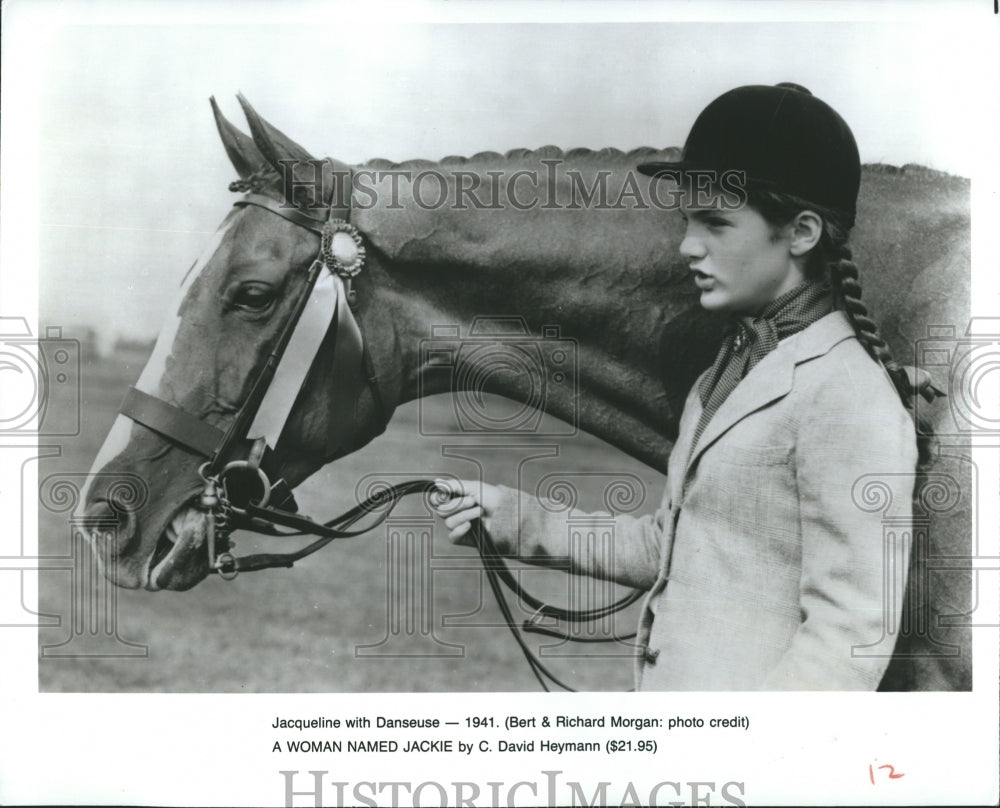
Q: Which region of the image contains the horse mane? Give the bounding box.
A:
[358,147,968,182]
[348,145,692,281]
[359,145,682,171]
[238,143,967,200]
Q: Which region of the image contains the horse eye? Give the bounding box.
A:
[232,282,276,312]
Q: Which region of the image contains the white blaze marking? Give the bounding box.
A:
[76,219,235,519]
[135,220,233,396]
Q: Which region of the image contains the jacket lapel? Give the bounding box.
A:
[667,384,699,504]
[682,311,856,476]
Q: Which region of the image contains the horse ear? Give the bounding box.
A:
[210,96,271,179]
[236,93,316,172]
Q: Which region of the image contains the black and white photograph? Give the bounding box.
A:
[1,1,998,805]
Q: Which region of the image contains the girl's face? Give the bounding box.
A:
[679,204,805,315]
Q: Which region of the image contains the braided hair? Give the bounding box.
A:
[747,188,941,469]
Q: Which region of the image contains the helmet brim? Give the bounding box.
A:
[636,160,692,179]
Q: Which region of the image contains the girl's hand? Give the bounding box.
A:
[431,478,501,546]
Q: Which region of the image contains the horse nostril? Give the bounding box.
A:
[82,500,136,558]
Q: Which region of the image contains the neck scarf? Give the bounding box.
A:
[690,281,833,452]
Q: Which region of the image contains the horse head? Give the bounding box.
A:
[76,98,717,594]
[77,97,391,591]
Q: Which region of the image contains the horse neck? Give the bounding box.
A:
[351,148,714,471]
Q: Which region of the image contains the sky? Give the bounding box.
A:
[7,6,994,341]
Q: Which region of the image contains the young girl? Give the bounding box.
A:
[434,84,936,691]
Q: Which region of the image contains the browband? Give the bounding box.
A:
[233,159,354,233]
[234,194,328,233]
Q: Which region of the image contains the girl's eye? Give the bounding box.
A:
[679,211,730,229]
[231,282,276,312]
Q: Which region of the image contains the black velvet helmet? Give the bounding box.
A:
[638,83,861,226]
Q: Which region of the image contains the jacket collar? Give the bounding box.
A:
[679,310,857,477]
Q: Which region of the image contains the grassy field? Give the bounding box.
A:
[37,349,666,692]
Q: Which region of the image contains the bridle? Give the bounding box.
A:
[117,159,390,574]
[117,160,641,690]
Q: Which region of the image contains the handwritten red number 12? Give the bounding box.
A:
[869,761,905,785]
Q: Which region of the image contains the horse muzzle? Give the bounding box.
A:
[80,476,212,591]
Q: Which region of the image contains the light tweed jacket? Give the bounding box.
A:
[490,311,918,690]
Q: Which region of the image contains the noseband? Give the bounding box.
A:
[116,161,640,691]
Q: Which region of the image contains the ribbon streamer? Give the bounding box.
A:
[248,269,341,448]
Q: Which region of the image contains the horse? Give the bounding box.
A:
[77,96,973,691]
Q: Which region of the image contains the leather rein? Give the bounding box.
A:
[117,165,640,690]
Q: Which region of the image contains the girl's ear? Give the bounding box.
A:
[789,210,823,256]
